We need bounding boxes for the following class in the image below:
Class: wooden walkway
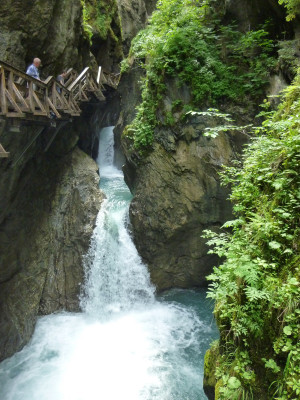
[0,60,119,157]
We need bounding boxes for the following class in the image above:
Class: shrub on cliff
[278,0,300,20]
[123,0,276,150]
[204,72,300,399]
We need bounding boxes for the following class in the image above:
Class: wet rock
[0,0,90,75]
[117,0,157,52]
[223,0,289,33]
[123,117,247,290]
[0,146,103,361]
[203,341,219,400]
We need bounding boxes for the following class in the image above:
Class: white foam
[0,127,213,400]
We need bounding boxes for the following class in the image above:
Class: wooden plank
[47,97,61,118]
[44,87,49,115]
[0,67,8,115]
[0,143,9,157]
[8,71,16,103]
[64,68,75,87]
[12,126,45,166]
[32,91,47,115]
[12,82,30,110]
[6,112,25,118]
[97,66,102,85]
[27,82,35,113]
[67,67,89,91]
[68,96,81,114]
[0,60,107,129]
[5,88,23,114]
[0,59,48,88]
[58,91,72,113]
[44,76,53,85]
[44,120,68,152]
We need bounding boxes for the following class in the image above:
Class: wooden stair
[0,60,120,158]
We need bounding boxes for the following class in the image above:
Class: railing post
[44,85,49,116]
[52,81,57,108]
[97,66,102,86]
[8,71,15,103]
[0,66,8,115]
[28,81,35,112]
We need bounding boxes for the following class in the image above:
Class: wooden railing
[0,60,112,120]
[0,60,119,157]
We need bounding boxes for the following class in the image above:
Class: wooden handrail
[0,60,118,119]
[0,60,48,88]
[67,67,89,91]
[0,59,120,157]
[97,66,102,85]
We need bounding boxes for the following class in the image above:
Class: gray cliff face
[117,0,157,52]
[223,0,288,31]
[0,0,89,75]
[0,0,158,361]
[119,0,292,291]
[0,134,103,360]
[123,116,248,290]
[0,1,105,361]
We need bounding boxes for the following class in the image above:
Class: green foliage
[204,73,300,399]
[81,0,93,43]
[81,0,120,41]
[278,40,300,78]
[186,108,251,138]
[124,0,276,150]
[278,0,300,21]
[220,25,276,95]
[120,59,130,74]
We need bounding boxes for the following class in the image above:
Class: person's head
[33,58,41,68]
[60,71,67,78]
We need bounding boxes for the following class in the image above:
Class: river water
[0,127,218,400]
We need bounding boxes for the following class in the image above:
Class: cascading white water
[82,127,155,318]
[0,126,218,400]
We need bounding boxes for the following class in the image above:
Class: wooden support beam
[44,120,68,152]
[97,66,102,85]
[5,88,24,115]
[12,82,30,111]
[47,97,61,118]
[67,67,89,91]
[12,126,45,166]
[0,60,110,157]
[32,91,47,115]
[0,143,9,157]
[0,66,8,115]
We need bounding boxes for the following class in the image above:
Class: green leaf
[227,377,241,389]
[283,325,292,336]
[269,241,281,249]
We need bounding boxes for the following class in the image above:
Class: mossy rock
[215,379,223,400]
[203,340,220,399]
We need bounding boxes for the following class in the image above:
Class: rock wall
[0,0,157,362]
[123,113,248,290]
[0,143,103,361]
[88,0,156,73]
[0,1,104,361]
[117,0,157,53]
[223,0,289,32]
[118,0,293,291]
[0,126,103,360]
[0,0,90,76]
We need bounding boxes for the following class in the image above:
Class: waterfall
[0,126,218,400]
[81,126,155,317]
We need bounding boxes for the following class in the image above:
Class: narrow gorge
[0,1,299,399]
